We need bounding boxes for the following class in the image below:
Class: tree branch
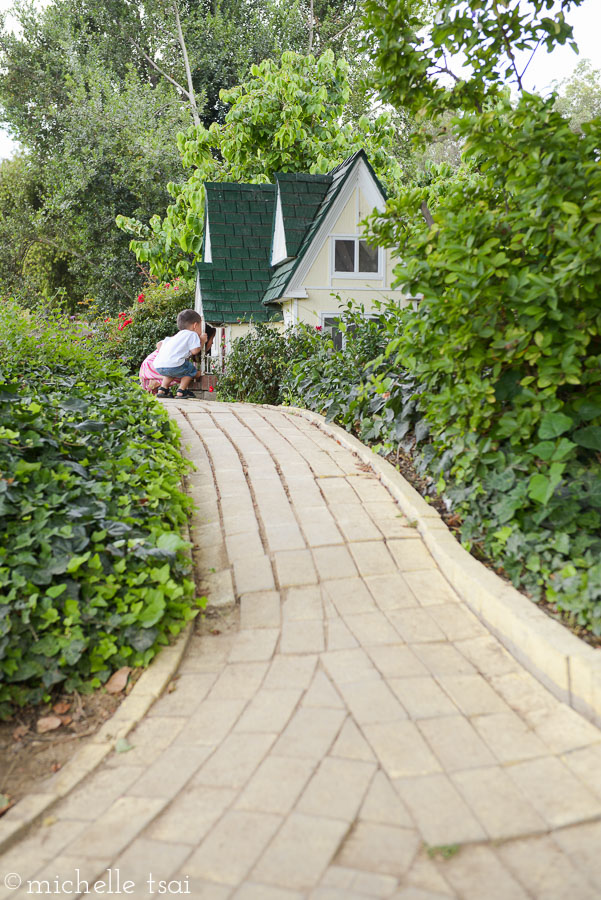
[420,200,434,227]
[308,0,314,53]
[132,38,192,104]
[172,0,200,127]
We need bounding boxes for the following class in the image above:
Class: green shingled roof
[196,152,384,323]
[197,182,282,324]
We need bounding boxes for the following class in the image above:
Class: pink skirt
[139,349,181,393]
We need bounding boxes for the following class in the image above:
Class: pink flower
[165,282,170,288]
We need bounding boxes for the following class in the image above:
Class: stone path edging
[0,622,194,855]
[282,406,601,728]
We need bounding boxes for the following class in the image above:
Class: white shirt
[154,330,201,368]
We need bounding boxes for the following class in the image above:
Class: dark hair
[177,308,202,329]
[205,324,217,341]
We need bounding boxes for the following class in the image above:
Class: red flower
[137,293,145,302]
[118,312,126,319]
[123,318,133,326]
[104,318,111,323]
[209,385,214,393]
[165,282,170,288]
[315,325,322,331]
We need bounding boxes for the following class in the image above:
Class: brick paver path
[4,401,601,899]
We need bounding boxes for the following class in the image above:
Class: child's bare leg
[177,375,194,390]
[160,376,174,389]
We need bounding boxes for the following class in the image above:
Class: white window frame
[330,235,383,279]
[319,311,382,349]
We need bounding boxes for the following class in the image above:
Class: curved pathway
[3,401,601,899]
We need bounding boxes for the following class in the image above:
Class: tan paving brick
[417,717,496,772]
[335,821,420,878]
[360,770,414,828]
[127,743,212,797]
[272,707,346,759]
[325,618,360,650]
[401,570,460,606]
[438,845,530,900]
[412,643,476,676]
[113,837,191,887]
[296,757,376,820]
[175,697,246,745]
[226,531,264,561]
[67,796,167,859]
[228,628,279,662]
[389,677,458,719]
[452,766,545,839]
[497,834,600,900]
[240,591,282,629]
[435,675,510,716]
[348,476,393,504]
[521,703,601,754]
[336,679,407,725]
[322,577,377,615]
[185,810,282,885]
[426,605,485,640]
[331,718,376,762]
[296,507,345,546]
[234,689,302,733]
[208,662,269,700]
[321,647,382,684]
[263,654,318,690]
[488,670,558,717]
[312,544,359,580]
[302,670,345,709]
[332,505,383,542]
[232,883,304,900]
[283,585,323,620]
[364,572,419,610]
[386,609,446,643]
[264,522,306,552]
[470,710,549,764]
[58,765,147,820]
[344,612,402,646]
[146,785,236,844]
[12,857,111,900]
[233,555,275,593]
[386,540,436,572]
[367,645,429,679]
[394,773,486,845]
[562,743,601,798]
[149,672,217,716]
[280,620,325,654]
[235,756,316,815]
[506,756,601,827]
[274,549,319,587]
[193,732,276,788]
[348,541,397,577]
[364,721,442,778]
[553,821,601,892]
[251,812,349,890]
[317,477,360,504]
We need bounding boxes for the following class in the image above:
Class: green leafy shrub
[217,321,316,405]
[95,277,194,373]
[0,301,202,717]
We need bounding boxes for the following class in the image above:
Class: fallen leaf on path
[37,716,62,734]
[105,667,131,694]
[42,816,57,827]
[52,700,71,715]
[115,738,133,754]
[50,762,62,773]
[59,715,72,726]
[0,794,12,816]
[12,724,29,741]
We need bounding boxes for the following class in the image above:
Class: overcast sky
[0,0,600,159]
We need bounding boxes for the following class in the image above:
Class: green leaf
[538,412,573,439]
[573,426,601,451]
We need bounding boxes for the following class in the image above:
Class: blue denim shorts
[156,360,197,378]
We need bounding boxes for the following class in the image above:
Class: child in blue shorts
[155,308,206,399]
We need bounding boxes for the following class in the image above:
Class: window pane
[358,240,379,273]
[334,240,355,272]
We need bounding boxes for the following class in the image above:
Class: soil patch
[0,675,139,814]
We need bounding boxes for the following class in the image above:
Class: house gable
[262,150,386,306]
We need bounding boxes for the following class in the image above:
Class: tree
[553,59,601,131]
[117,49,406,281]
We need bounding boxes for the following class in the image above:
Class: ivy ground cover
[0,302,202,718]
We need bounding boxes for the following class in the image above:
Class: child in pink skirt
[138,344,179,394]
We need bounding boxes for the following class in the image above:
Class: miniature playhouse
[194,150,409,386]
